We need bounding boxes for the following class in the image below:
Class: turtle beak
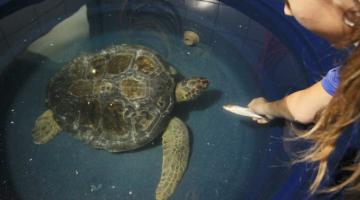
[194,77,209,91]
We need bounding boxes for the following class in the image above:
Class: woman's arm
[248,81,333,124]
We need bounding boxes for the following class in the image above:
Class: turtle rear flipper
[156,117,189,200]
[32,110,61,144]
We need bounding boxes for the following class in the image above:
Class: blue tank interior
[0,0,356,200]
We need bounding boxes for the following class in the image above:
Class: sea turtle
[32,44,209,200]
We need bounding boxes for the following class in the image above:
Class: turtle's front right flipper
[32,110,61,144]
[156,117,190,200]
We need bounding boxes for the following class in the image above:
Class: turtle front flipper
[156,117,190,200]
[32,110,61,144]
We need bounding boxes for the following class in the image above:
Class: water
[1,1,309,199]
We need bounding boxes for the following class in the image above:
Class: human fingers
[248,97,268,114]
[251,117,270,124]
[257,118,270,124]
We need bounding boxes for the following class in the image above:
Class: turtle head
[175,77,209,103]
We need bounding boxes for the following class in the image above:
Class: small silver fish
[223,105,265,119]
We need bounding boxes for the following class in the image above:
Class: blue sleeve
[321,67,340,96]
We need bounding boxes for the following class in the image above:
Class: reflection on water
[0,0,309,199]
[28,5,90,60]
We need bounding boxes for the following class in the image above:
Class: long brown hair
[292,0,360,194]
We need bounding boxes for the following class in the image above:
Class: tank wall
[0,1,353,200]
[0,0,86,68]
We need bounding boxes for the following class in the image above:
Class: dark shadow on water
[174,89,222,120]
[239,118,284,131]
[0,0,45,19]
[0,51,56,200]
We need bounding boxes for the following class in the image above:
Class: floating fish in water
[223,105,266,119]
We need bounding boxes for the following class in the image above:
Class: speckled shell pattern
[46,45,175,152]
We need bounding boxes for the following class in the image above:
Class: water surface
[1,1,309,199]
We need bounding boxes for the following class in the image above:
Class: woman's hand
[248,97,274,124]
[247,82,332,124]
